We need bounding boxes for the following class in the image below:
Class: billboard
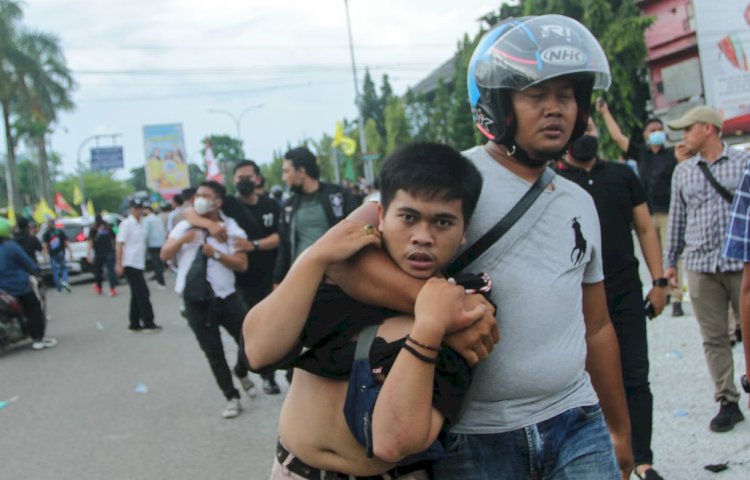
[91,146,124,171]
[693,0,750,134]
[142,123,190,198]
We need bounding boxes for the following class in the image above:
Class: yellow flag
[87,199,95,218]
[32,198,56,224]
[332,121,357,156]
[7,206,16,227]
[73,184,83,205]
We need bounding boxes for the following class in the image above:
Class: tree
[56,172,133,214]
[13,29,75,207]
[128,166,147,192]
[360,69,382,136]
[384,97,411,155]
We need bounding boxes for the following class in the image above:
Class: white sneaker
[31,337,58,350]
[237,375,257,399]
[221,398,241,419]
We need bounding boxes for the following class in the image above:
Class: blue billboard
[91,146,124,171]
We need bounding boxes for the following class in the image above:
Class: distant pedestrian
[116,199,160,333]
[42,218,72,294]
[143,206,167,289]
[88,214,118,297]
[13,217,43,268]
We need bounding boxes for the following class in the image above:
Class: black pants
[237,284,276,383]
[93,252,118,289]
[18,291,46,341]
[606,282,653,466]
[148,247,165,286]
[124,267,155,329]
[184,293,248,400]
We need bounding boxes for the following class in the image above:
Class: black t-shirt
[556,160,648,293]
[221,195,280,289]
[13,232,42,265]
[626,143,676,214]
[89,225,115,256]
[42,228,67,256]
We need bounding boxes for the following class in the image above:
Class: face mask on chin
[571,135,599,162]
[290,184,304,195]
[193,197,214,215]
[235,180,256,196]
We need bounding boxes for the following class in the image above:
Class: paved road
[1,272,749,479]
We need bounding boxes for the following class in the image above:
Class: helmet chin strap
[504,141,565,168]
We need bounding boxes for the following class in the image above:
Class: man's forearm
[586,323,631,436]
[637,228,665,280]
[115,243,123,267]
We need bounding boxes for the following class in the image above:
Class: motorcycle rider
[0,218,56,350]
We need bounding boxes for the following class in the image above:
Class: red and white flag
[54,192,77,216]
[204,139,224,184]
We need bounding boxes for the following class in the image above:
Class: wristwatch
[652,278,669,287]
[212,251,221,261]
[741,374,750,394]
[251,240,261,251]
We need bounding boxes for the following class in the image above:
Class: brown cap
[667,106,723,131]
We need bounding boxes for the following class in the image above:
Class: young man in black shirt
[556,119,668,480]
[596,98,685,317]
[184,160,282,395]
[13,217,42,267]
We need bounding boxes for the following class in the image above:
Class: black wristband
[402,343,438,364]
[653,278,668,287]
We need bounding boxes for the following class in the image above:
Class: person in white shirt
[160,181,251,419]
[143,206,167,289]
[116,198,160,333]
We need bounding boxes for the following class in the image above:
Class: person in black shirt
[597,97,688,317]
[42,218,72,294]
[184,160,282,395]
[13,217,42,267]
[556,119,668,480]
[88,215,118,296]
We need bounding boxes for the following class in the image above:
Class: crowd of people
[1,13,750,480]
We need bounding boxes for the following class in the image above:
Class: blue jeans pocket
[442,432,466,454]
[576,403,602,419]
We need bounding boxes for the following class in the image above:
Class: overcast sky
[18,0,506,179]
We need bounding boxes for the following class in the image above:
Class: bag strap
[698,160,733,204]
[354,324,379,361]
[445,167,556,276]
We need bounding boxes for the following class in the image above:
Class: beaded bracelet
[402,343,438,364]
[406,334,439,352]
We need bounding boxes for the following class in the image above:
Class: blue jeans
[432,404,619,480]
[49,252,69,292]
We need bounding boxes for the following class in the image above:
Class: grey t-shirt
[453,146,603,434]
[293,194,328,260]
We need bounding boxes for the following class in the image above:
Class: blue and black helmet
[468,15,611,146]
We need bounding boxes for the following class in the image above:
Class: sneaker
[221,398,241,419]
[237,376,258,399]
[262,377,281,395]
[31,337,58,350]
[672,302,684,317]
[141,324,163,334]
[93,284,102,295]
[61,281,72,292]
[156,284,166,291]
[710,399,745,432]
[128,326,143,334]
[109,288,117,297]
[635,467,665,480]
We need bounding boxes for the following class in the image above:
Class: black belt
[276,441,427,480]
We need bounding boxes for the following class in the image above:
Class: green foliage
[384,97,411,155]
[56,172,133,213]
[364,118,383,157]
[128,166,147,192]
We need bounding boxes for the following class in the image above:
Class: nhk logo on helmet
[541,46,586,66]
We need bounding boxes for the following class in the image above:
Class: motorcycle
[0,276,47,351]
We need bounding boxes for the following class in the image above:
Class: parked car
[36,214,123,281]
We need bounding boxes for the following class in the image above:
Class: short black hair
[181,187,197,200]
[172,194,184,206]
[379,142,483,225]
[284,146,319,180]
[644,117,663,128]
[199,180,226,200]
[233,159,258,174]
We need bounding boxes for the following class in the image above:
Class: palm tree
[14,29,75,207]
[0,0,26,211]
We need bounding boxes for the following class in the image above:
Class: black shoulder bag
[698,159,733,204]
[182,230,215,303]
[445,168,556,276]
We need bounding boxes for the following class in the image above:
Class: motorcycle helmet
[0,218,10,238]
[468,14,611,147]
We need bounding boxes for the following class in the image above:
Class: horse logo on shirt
[570,217,587,265]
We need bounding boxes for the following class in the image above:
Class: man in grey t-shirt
[329,15,632,480]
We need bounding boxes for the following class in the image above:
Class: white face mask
[193,196,214,215]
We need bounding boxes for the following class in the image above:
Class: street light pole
[343,0,372,184]
[208,104,264,149]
